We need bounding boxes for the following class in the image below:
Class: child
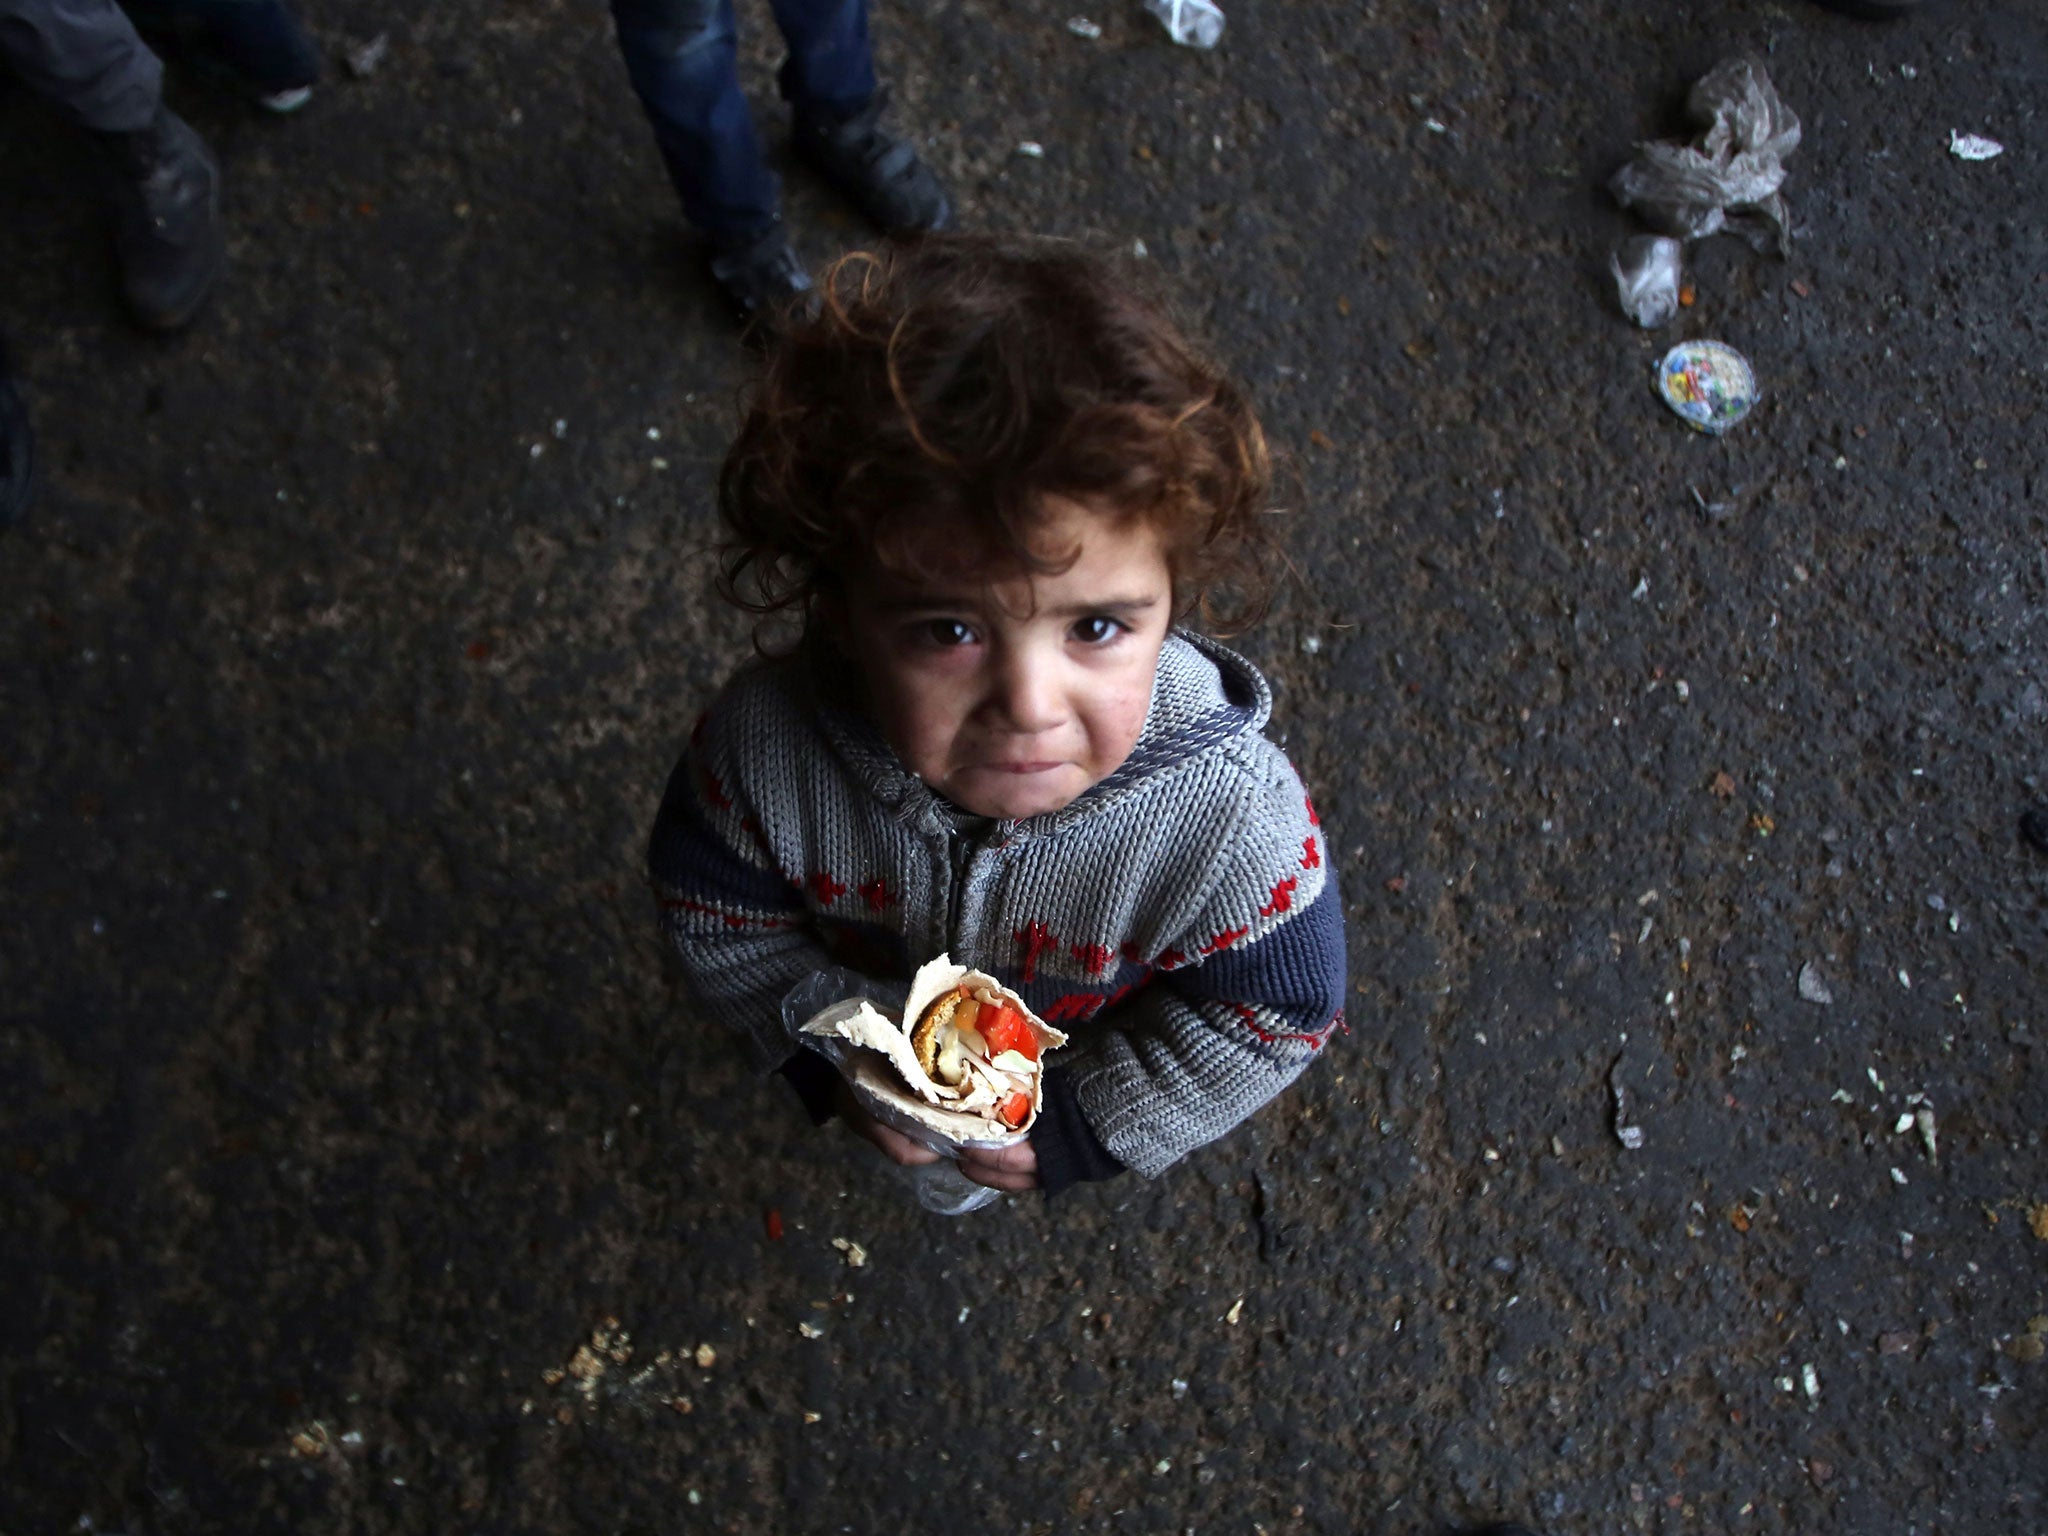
[647,235,1346,1194]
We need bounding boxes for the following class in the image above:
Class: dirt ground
[2,0,2043,1532]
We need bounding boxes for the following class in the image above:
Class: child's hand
[956,1141,1039,1192]
[834,1081,944,1167]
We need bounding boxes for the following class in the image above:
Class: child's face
[837,496,1175,820]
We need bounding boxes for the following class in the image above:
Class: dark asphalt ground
[3,0,2044,1531]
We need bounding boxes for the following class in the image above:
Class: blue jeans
[610,0,876,243]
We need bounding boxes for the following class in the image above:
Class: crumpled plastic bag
[1609,55,1802,256]
[1611,235,1684,328]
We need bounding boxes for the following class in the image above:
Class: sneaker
[793,89,954,235]
[99,106,224,332]
[707,223,815,330]
[0,347,33,531]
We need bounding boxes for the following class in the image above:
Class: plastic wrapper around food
[1609,55,1802,255]
[1612,235,1684,328]
[1142,0,1224,49]
[797,954,1068,1157]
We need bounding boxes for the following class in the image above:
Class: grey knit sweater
[647,631,1347,1180]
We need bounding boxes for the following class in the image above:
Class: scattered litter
[1016,141,1046,159]
[1065,16,1103,38]
[1797,962,1834,1005]
[694,1343,716,1369]
[830,1237,868,1267]
[2029,1204,2048,1240]
[802,1410,823,1423]
[1142,0,1224,48]
[551,418,568,439]
[1876,1330,1916,1356]
[1893,1112,1916,1136]
[1830,1089,1854,1104]
[1610,55,1801,254]
[1656,341,1758,434]
[1801,1362,1820,1400]
[1911,1100,1938,1164]
[1897,968,1912,989]
[1948,131,2004,162]
[1225,1298,1245,1325]
[1171,1378,1190,1399]
[1611,235,1684,328]
[344,32,390,79]
[797,1321,824,1339]
[1891,1167,1909,1186]
[1608,1055,1645,1150]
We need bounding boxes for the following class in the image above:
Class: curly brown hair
[717,234,1278,632]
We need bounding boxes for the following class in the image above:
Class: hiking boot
[707,223,815,331]
[99,106,224,331]
[793,90,954,235]
[0,348,33,531]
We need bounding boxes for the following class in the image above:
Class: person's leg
[610,0,813,325]
[0,0,224,328]
[610,0,781,244]
[769,0,951,234]
[765,0,874,121]
[0,0,163,131]
[120,0,321,112]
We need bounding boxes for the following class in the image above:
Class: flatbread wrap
[801,953,1067,1146]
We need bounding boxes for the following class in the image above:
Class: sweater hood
[814,630,1271,841]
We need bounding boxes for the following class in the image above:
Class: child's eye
[1070,616,1127,645]
[916,619,979,648]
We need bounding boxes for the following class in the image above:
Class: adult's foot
[707,222,815,331]
[0,347,34,531]
[124,0,321,111]
[100,106,224,331]
[794,90,954,235]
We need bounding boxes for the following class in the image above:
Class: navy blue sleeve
[1032,1065,1127,1194]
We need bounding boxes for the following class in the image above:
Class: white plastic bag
[1142,0,1224,49]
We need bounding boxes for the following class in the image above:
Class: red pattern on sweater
[1071,941,1113,977]
[808,870,847,904]
[659,893,793,930]
[1199,925,1249,956]
[1304,793,1320,826]
[1014,921,1059,982]
[1042,992,1107,1023]
[1232,1001,1337,1049]
[856,878,895,912]
[700,768,733,811]
[1260,876,1298,917]
[1301,834,1321,870]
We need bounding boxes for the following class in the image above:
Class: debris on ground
[1798,962,1834,1005]
[1142,0,1224,48]
[1608,1054,1644,1150]
[1656,341,1758,433]
[1065,16,1103,38]
[344,33,390,79]
[1611,56,1801,251]
[1612,235,1683,327]
[1606,55,1800,325]
[1948,130,2004,162]
[831,1237,869,1267]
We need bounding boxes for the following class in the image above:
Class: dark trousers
[0,0,163,132]
[610,0,877,243]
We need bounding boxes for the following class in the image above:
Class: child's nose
[990,647,1064,732]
